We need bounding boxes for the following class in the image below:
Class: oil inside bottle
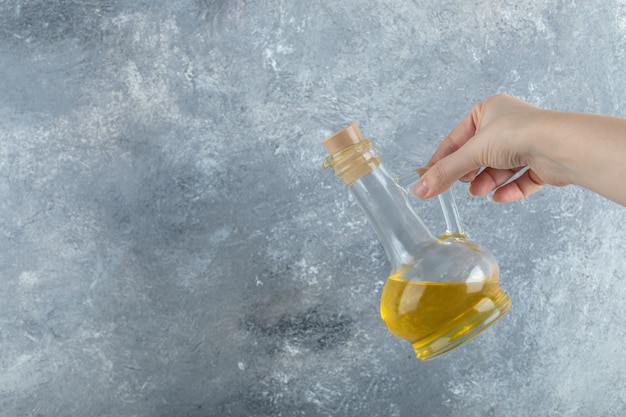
[380,269,511,361]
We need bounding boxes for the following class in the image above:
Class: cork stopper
[323,123,364,155]
[322,122,381,186]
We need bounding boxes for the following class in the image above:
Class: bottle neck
[349,164,434,270]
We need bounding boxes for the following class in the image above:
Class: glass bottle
[323,123,511,361]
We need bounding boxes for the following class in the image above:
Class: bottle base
[412,290,511,361]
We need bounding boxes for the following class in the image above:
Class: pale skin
[413,94,626,207]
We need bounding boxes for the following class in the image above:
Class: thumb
[413,140,482,199]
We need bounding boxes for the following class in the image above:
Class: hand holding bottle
[323,123,511,360]
[414,94,626,207]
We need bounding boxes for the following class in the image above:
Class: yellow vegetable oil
[380,272,511,360]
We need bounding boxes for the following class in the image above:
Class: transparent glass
[323,127,511,361]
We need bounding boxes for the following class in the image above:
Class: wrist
[527,109,578,187]
[532,109,626,205]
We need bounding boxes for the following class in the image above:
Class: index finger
[425,101,486,168]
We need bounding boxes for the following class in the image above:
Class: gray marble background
[1,1,626,416]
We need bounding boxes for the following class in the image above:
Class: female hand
[414,94,626,206]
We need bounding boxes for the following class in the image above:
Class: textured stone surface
[1,1,626,416]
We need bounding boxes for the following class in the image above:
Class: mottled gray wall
[1,1,625,416]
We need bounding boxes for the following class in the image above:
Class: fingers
[416,94,546,202]
[491,169,546,202]
[468,167,525,196]
[414,137,485,198]
[460,168,481,182]
[425,104,483,168]
[415,104,486,198]
[415,161,546,202]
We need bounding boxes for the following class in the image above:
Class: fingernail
[414,179,429,198]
